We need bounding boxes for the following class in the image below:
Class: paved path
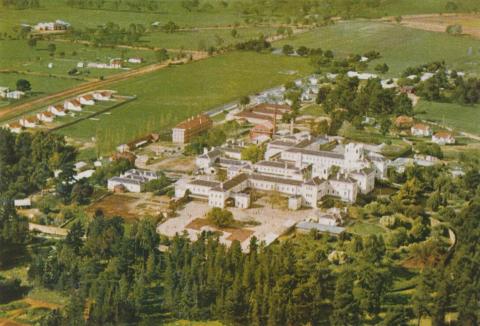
[29,223,68,237]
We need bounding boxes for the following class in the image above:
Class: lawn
[347,221,386,236]
[0,72,82,107]
[415,100,480,136]
[57,51,312,154]
[275,20,480,77]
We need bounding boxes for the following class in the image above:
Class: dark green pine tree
[331,270,361,326]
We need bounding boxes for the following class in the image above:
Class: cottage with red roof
[19,116,38,128]
[411,123,432,137]
[432,131,455,145]
[48,104,68,116]
[93,91,113,101]
[6,122,22,133]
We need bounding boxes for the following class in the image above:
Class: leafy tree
[241,144,265,163]
[16,79,31,91]
[206,207,234,228]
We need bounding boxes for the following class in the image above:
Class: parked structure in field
[107,169,158,193]
[4,90,25,100]
[411,123,432,137]
[432,131,456,145]
[172,114,213,144]
[128,57,143,64]
[176,133,387,209]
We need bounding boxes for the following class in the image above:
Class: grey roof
[199,148,223,160]
[285,148,344,160]
[218,158,246,166]
[296,221,345,234]
[189,179,221,188]
[223,146,243,153]
[255,160,297,169]
[304,177,327,186]
[250,173,303,186]
[109,177,143,186]
[216,173,249,191]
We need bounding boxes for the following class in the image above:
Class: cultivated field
[395,13,480,39]
[57,51,312,153]
[275,20,480,76]
[415,100,480,136]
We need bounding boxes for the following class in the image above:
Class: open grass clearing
[415,100,480,136]
[275,20,480,77]
[57,51,312,154]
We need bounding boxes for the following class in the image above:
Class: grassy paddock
[415,100,480,136]
[275,21,480,77]
[57,51,312,154]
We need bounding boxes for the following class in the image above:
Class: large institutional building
[175,133,389,209]
[172,114,213,144]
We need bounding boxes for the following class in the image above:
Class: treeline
[65,0,159,11]
[0,129,76,199]
[235,38,271,52]
[2,0,39,9]
[69,22,146,46]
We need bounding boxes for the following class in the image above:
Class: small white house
[432,132,455,145]
[78,94,95,106]
[411,123,432,137]
[48,104,68,116]
[64,99,82,111]
[0,87,10,98]
[14,198,31,208]
[37,111,55,123]
[128,57,143,64]
[6,91,25,100]
[19,116,38,128]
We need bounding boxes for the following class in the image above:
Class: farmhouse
[411,123,432,137]
[432,131,456,145]
[37,111,55,123]
[19,116,38,128]
[78,94,95,106]
[234,103,291,125]
[48,104,68,116]
[107,169,158,193]
[172,115,213,144]
[64,99,82,111]
[0,87,9,98]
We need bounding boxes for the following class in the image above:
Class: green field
[275,20,480,76]
[57,51,312,153]
[415,100,480,136]
[0,72,82,106]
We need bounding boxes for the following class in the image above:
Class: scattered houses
[432,131,456,145]
[5,90,25,100]
[172,114,213,144]
[411,123,432,137]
